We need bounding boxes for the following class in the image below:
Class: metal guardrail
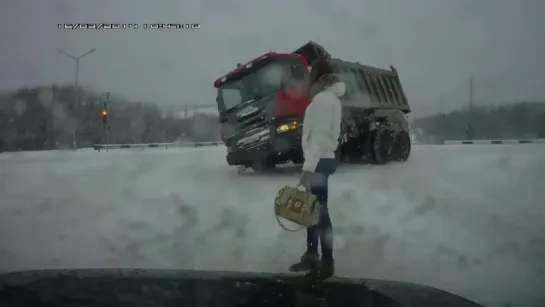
[443,139,545,145]
[93,141,222,151]
[92,138,544,152]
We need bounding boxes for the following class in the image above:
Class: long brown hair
[307,58,339,98]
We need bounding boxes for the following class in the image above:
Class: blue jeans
[306,158,337,261]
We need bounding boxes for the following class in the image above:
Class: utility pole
[469,75,474,111]
[466,75,475,140]
[191,105,197,141]
[192,105,197,125]
[58,48,96,149]
[439,93,446,142]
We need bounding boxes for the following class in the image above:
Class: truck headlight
[277,121,298,133]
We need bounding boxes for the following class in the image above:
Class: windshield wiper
[0,283,119,307]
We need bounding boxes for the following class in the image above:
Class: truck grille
[233,93,276,129]
[235,126,271,149]
[240,113,267,128]
[235,105,268,130]
[227,95,274,148]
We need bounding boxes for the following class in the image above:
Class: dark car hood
[0,269,484,307]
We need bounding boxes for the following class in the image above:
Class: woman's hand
[298,170,313,188]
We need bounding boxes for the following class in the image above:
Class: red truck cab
[213,51,315,170]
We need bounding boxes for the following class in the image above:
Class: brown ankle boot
[304,259,334,281]
[288,252,320,272]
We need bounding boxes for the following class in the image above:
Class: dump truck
[213,41,411,172]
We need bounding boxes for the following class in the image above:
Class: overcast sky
[1,0,544,117]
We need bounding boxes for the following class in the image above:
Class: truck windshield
[217,60,307,111]
[218,65,281,111]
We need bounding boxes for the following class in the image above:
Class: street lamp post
[58,48,96,149]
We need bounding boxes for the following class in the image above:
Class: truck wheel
[395,131,411,161]
[372,129,393,164]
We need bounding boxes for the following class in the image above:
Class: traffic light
[102,110,108,123]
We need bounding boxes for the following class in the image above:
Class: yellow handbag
[274,185,321,232]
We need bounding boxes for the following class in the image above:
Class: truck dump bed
[293,41,411,114]
[330,58,411,114]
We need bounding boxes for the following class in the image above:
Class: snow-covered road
[1,144,544,307]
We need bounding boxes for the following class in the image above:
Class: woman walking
[289,58,345,280]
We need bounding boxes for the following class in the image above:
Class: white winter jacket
[301,81,345,172]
